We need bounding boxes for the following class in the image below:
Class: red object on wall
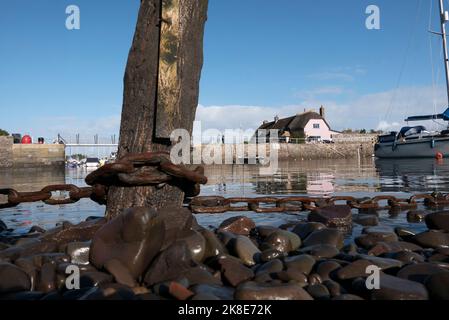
[21,135,32,144]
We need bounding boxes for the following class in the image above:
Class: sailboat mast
[439,0,449,106]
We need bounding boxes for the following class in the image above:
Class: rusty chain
[2,151,449,214]
[188,193,449,214]
[0,151,207,209]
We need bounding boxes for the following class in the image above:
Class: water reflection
[1,158,449,235]
[375,158,449,193]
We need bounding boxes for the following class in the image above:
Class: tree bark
[105,0,208,219]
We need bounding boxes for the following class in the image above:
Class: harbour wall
[192,141,375,162]
[0,136,65,168]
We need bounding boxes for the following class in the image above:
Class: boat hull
[375,136,449,158]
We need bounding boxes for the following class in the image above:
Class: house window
[313,123,320,129]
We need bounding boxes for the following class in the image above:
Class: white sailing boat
[375,0,449,158]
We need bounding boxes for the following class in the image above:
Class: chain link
[188,192,449,214]
[0,152,207,209]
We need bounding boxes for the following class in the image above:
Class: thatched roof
[257,111,333,132]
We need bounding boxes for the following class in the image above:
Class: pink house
[256,106,340,142]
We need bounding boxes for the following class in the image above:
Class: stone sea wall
[0,137,65,168]
[192,142,375,162]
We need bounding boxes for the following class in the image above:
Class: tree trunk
[105,0,208,219]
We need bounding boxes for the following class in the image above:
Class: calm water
[1,158,449,238]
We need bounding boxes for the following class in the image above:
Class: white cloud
[307,72,354,82]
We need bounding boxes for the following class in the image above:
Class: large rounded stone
[425,211,449,231]
[306,284,330,300]
[308,205,352,228]
[37,262,56,293]
[302,229,344,249]
[316,260,341,281]
[255,259,283,276]
[371,273,429,300]
[144,241,196,286]
[397,263,449,284]
[299,244,339,259]
[284,254,315,275]
[336,259,373,280]
[355,254,403,270]
[90,207,166,279]
[235,282,313,300]
[232,236,261,266]
[216,256,254,287]
[200,229,226,260]
[291,222,326,240]
[0,263,31,293]
[263,230,301,253]
[412,230,449,249]
[218,216,256,236]
[355,227,398,249]
[425,272,449,300]
[179,230,206,263]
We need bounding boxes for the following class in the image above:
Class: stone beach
[1,205,449,300]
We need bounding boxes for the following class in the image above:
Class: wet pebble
[255,259,283,276]
[233,235,261,266]
[308,205,352,228]
[0,262,31,293]
[291,222,326,240]
[371,273,429,300]
[234,281,313,300]
[306,284,330,300]
[397,263,449,284]
[200,229,227,260]
[284,254,315,275]
[425,272,449,300]
[104,258,137,288]
[80,271,113,288]
[299,244,339,259]
[66,241,90,265]
[260,249,285,262]
[216,256,254,287]
[218,216,255,236]
[336,259,373,280]
[302,228,344,249]
[353,215,379,226]
[37,262,56,293]
[412,230,449,248]
[90,207,166,279]
[407,210,427,223]
[425,211,449,231]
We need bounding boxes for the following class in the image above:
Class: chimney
[263,120,268,124]
[319,105,325,118]
[274,115,279,123]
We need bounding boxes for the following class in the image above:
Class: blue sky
[1,0,449,142]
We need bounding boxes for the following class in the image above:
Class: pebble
[397,263,449,284]
[232,236,261,266]
[336,259,373,280]
[66,241,90,265]
[392,251,425,264]
[371,273,429,300]
[90,207,167,280]
[302,229,344,249]
[234,281,313,300]
[284,254,315,275]
[308,205,352,228]
[316,260,341,281]
[299,244,339,259]
[255,226,278,239]
[275,269,308,284]
[291,222,326,240]
[144,241,195,286]
[407,210,427,223]
[191,284,234,300]
[353,215,379,226]
[355,254,403,270]
[425,211,449,231]
[180,230,206,263]
[104,258,137,288]
[322,279,344,297]
[79,271,113,288]
[425,272,449,300]
[37,262,56,293]
[412,230,449,248]
[218,216,255,236]
[200,229,227,260]
[216,256,254,287]
[260,249,285,262]
[0,263,31,293]
[255,259,284,275]
[306,284,330,300]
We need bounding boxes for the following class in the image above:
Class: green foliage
[0,129,9,136]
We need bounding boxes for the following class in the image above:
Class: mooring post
[105,0,209,219]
